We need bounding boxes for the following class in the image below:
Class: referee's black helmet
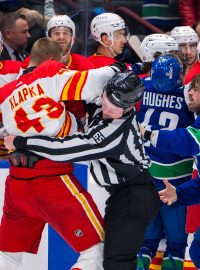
[104,71,144,109]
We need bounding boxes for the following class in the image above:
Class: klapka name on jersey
[143,92,183,109]
[9,83,45,110]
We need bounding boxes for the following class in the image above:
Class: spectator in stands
[18,1,55,52]
[142,0,180,32]
[0,1,55,53]
[0,12,30,61]
[179,0,200,27]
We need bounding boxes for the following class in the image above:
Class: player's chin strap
[22,66,37,75]
[0,252,24,270]
[108,46,118,58]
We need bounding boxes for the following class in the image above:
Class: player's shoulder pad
[35,60,66,78]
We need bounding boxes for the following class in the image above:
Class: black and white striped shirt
[14,105,151,190]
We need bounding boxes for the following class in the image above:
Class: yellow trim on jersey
[0,62,3,70]
[155,251,164,258]
[149,264,161,270]
[68,54,72,67]
[61,175,105,241]
[56,111,72,137]
[184,261,197,267]
[61,72,78,101]
[75,71,87,100]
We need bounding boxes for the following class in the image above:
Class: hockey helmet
[104,71,144,109]
[170,26,198,44]
[46,15,75,46]
[90,12,127,46]
[151,54,182,92]
[140,34,178,62]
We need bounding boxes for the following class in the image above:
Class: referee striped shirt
[14,105,151,190]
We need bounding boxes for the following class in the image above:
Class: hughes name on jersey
[137,77,195,188]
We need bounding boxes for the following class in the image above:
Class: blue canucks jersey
[154,114,200,204]
[137,77,195,189]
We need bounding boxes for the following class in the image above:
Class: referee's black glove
[110,62,128,73]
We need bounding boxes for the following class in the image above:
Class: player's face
[179,42,197,65]
[50,27,73,53]
[112,29,128,55]
[102,91,124,119]
[188,85,200,113]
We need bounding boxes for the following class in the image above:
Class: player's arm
[58,64,127,103]
[175,176,200,206]
[141,125,200,157]
[159,177,200,206]
[4,118,128,162]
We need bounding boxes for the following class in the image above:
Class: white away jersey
[0,60,115,137]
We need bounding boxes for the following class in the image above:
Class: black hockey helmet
[104,71,144,109]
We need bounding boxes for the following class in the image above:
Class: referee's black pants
[103,183,160,270]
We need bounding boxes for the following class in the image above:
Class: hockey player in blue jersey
[141,74,200,269]
[136,54,195,270]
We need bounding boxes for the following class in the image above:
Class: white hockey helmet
[170,26,198,44]
[90,12,126,46]
[140,34,178,62]
[46,15,75,46]
[197,41,200,61]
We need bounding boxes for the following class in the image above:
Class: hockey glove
[110,62,128,73]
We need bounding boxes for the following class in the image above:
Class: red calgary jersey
[0,60,22,156]
[0,60,21,87]
[65,53,95,122]
[88,53,117,68]
[185,61,200,84]
[0,60,114,137]
[68,53,95,70]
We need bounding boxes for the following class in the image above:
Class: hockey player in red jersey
[46,15,96,129]
[185,41,200,85]
[88,12,130,67]
[0,37,122,270]
[171,26,198,84]
[46,15,95,71]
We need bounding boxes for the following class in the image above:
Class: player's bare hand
[139,124,146,136]
[158,179,177,206]
[4,135,16,151]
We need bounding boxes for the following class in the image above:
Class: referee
[5,71,160,270]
